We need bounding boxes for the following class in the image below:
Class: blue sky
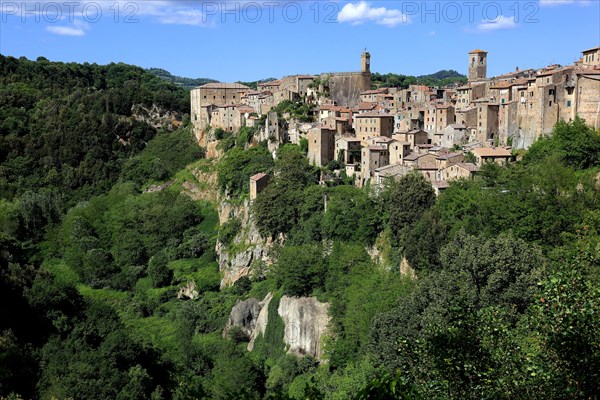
[1,0,599,81]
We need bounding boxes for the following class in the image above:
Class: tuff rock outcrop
[216,199,273,288]
[223,293,330,360]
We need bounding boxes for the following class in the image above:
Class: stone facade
[191,82,251,145]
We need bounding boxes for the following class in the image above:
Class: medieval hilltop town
[190,46,600,194]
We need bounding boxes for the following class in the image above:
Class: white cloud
[46,26,85,36]
[539,0,590,6]
[476,15,517,32]
[338,1,410,27]
[46,19,89,36]
[428,30,436,36]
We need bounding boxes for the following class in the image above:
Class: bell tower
[361,49,371,73]
[468,49,487,82]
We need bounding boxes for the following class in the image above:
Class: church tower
[468,49,487,82]
[361,50,371,74]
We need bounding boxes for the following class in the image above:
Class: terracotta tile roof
[436,152,463,160]
[250,173,268,181]
[361,88,388,95]
[356,112,394,118]
[368,145,387,151]
[582,46,600,53]
[575,68,600,75]
[358,102,378,110]
[472,147,512,157]
[456,163,480,172]
[469,49,488,53]
[258,80,281,86]
[431,180,450,189]
[337,136,361,142]
[490,81,513,89]
[403,153,422,161]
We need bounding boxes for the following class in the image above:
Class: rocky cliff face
[278,296,330,359]
[222,297,262,339]
[131,103,182,131]
[223,293,330,360]
[216,198,273,288]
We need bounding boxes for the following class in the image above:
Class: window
[567,100,572,107]
[530,103,533,109]
[549,101,552,107]
[546,78,550,83]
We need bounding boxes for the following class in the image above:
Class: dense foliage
[146,68,217,90]
[371,70,467,89]
[0,55,190,204]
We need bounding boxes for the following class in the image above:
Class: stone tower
[468,49,487,82]
[361,50,371,73]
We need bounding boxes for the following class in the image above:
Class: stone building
[468,49,487,82]
[190,82,251,145]
[335,136,362,165]
[471,147,512,166]
[437,162,479,181]
[249,173,270,200]
[355,112,395,145]
[434,104,456,144]
[307,126,336,167]
[580,46,600,68]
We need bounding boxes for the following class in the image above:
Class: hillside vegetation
[1,57,599,400]
[371,69,467,88]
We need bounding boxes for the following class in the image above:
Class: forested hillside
[0,55,190,204]
[1,57,599,400]
[371,69,467,88]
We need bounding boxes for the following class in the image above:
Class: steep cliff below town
[216,198,274,288]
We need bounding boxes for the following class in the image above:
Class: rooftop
[456,163,480,172]
[198,82,251,90]
[472,147,512,157]
[437,152,463,160]
[356,112,394,118]
[582,46,600,54]
[250,173,268,181]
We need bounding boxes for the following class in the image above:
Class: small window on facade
[567,100,572,107]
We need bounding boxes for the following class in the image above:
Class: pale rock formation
[277,296,330,360]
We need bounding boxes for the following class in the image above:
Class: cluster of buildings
[190,46,600,191]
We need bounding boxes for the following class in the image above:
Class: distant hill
[146,67,218,89]
[146,68,278,91]
[418,69,464,80]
